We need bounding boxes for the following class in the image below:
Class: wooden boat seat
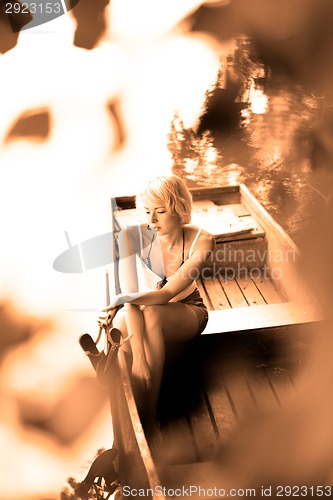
[203,301,323,335]
[197,269,323,334]
[191,199,264,242]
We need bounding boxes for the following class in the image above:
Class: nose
[150,211,157,223]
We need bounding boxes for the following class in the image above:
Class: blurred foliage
[168,111,222,185]
[60,448,119,500]
[169,33,333,247]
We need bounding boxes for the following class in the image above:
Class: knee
[142,305,163,329]
[113,309,128,338]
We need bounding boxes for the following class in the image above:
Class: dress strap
[180,229,185,265]
[137,225,144,258]
[189,227,202,257]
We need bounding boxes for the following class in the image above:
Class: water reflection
[171,34,331,247]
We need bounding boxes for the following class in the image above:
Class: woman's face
[143,197,180,236]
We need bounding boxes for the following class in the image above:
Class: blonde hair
[137,174,192,225]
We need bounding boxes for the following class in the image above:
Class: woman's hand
[102,291,146,312]
[97,311,114,329]
[102,293,125,312]
[131,355,151,390]
[98,299,123,329]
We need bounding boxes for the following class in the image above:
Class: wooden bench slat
[202,276,230,310]
[219,277,248,308]
[204,377,237,444]
[221,370,258,421]
[192,203,257,239]
[161,416,199,465]
[264,366,297,409]
[224,202,250,217]
[237,215,265,237]
[197,279,214,311]
[244,366,282,413]
[187,390,219,462]
[236,276,266,306]
[199,274,286,311]
[252,275,286,304]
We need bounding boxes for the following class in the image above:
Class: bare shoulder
[186,225,215,251]
[198,228,215,251]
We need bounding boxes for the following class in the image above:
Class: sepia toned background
[1,1,333,498]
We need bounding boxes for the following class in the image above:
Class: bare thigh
[112,308,132,353]
[143,302,201,343]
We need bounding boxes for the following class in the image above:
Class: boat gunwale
[113,348,166,500]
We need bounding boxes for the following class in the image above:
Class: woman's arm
[105,230,215,310]
[117,226,139,293]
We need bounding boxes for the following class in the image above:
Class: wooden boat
[80,184,323,499]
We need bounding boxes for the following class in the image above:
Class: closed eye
[145,210,165,214]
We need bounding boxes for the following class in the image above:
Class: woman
[100,174,214,443]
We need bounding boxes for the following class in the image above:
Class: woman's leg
[114,303,199,340]
[113,308,126,333]
[115,302,200,443]
[141,303,200,431]
[114,305,153,419]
